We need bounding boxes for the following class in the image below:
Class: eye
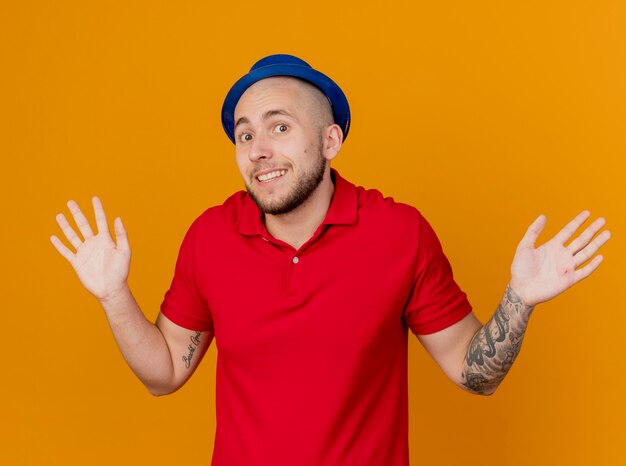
[275,123,288,133]
[238,133,253,143]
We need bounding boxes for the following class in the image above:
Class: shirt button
[292,256,299,264]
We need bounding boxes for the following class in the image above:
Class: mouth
[255,169,287,183]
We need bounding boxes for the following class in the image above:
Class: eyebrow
[234,109,298,131]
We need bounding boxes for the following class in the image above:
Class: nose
[248,132,273,162]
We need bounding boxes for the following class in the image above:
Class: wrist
[98,283,132,308]
[506,281,537,314]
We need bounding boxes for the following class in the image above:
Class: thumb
[517,214,546,250]
[114,217,130,252]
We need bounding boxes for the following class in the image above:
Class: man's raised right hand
[51,196,131,303]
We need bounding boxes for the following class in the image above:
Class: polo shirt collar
[322,169,358,226]
[236,168,357,236]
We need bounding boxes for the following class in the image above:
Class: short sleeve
[160,221,215,333]
[402,213,472,335]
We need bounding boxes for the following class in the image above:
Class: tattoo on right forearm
[461,285,534,394]
[182,331,202,369]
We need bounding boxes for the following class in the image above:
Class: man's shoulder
[353,182,423,225]
[349,181,445,258]
[186,190,250,234]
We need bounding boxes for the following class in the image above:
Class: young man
[51,54,611,465]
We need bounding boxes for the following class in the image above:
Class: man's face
[233,77,330,216]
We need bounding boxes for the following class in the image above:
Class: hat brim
[221,63,350,144]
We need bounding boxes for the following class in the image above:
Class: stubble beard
[246,141,327,216]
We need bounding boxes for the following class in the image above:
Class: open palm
[510,211,611,307]
[51,197,131,301]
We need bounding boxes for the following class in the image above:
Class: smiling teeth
[257,170,286,182]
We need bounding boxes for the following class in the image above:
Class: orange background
[1,1,624,465]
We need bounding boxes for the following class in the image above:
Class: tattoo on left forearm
[182,331,202,369]
[461,285,534,394]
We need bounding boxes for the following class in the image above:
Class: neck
[264,169,335,250]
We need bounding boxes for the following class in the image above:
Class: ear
[321,124,343,161]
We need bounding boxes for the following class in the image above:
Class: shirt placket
[261,224,328,297]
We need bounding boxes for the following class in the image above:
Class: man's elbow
[147,386,173,397]
[458,373,501,396]
[466,386,498,396]
[145,379,183,397]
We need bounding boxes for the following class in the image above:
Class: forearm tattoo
[182,331,202,369]
[461,285,535,394]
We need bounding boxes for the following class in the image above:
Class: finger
[573,255,603,283]
[55,213,82,250]
[517,214,546,250]
[50,235,74,262]
[114,217,130,252]
[92,196,110,236]
[573,230,611,268]
[67,200,95,239]
[567,217,606,254]
[555,210,591,245]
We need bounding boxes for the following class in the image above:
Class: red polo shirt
[160,169,472,466]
